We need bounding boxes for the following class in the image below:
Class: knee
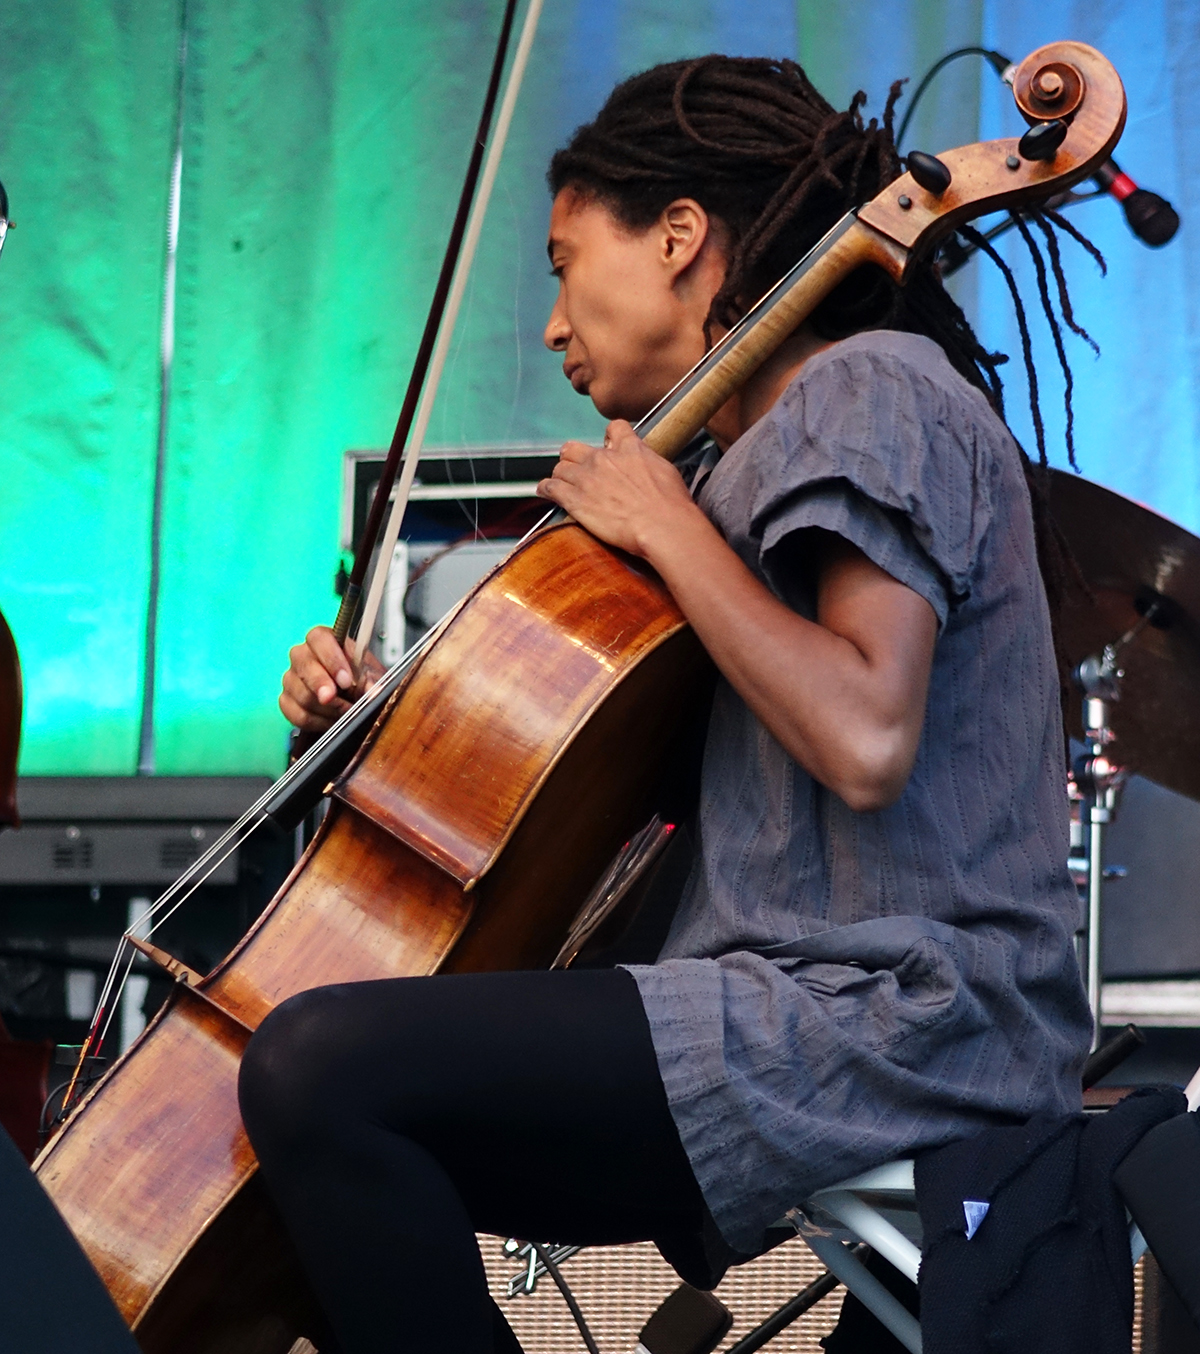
[238,986,354,1158]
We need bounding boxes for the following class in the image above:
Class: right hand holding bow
[280,626,384,733]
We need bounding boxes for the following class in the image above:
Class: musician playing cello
[251,56,1091,1352]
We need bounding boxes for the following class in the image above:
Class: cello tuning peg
[906,151,952,196]
[1017,118,1068,162]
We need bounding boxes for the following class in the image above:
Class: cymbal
[1048,467,1200,801]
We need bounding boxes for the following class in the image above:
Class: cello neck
[636,212,906,460]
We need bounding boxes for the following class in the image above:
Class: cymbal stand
[1071,644,1127,1048]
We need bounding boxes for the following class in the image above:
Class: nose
[544,291,570,352]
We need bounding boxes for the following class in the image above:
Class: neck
[704,322,836,451]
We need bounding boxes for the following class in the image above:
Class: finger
[283,665,351,716]
[290,642,348,705]
[304,626,354,692]
[557,439,595,465]
[360,650,387,685]
[605,419,635,448]
[550,459,583,485]
[537,476,576,512]
[617,436,654,463]
[535,466,580,502]
[354,654,385,697]
[279,689,335,734]
[282,667,337,718]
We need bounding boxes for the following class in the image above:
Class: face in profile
[543,187,723,423]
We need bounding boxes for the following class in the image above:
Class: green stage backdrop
[0,0,988,775]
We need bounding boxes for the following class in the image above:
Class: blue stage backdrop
[0,0,1193,776]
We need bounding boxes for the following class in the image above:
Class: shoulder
[727,330,1018,604]
[775,329,1003,441]
[743,329,1006,499]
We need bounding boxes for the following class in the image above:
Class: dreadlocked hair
[548,54,1105,625]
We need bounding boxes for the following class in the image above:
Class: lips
[563,361,588,392]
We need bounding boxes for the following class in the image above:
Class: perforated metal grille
[482,1240,1148,1352]
[482,1235,844,1353]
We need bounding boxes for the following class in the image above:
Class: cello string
[95,943,139,1050]
[350,0,547,661]
[95,823,247,1046]
[93,898,161,1046]
[95,930,140,1015]
[62,937,138,1111]
[141,817,270,936]
[520,506,559,541]
[75,811,267,1081]
[77,503,558,1094]
[72,617,449,1085]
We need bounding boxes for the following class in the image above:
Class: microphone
[1091,159,1180,246]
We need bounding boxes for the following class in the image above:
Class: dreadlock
[548,55,1104,620]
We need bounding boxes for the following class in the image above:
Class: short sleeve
[742,334,998,622]
[762,479,951,627]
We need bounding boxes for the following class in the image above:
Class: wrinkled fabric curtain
[0,2,176,772]
[0,0,1192,775]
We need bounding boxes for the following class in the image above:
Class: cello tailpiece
[127,933,201,987]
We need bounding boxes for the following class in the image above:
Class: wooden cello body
[0,607,51,1165]
[31,40,1126,1353]
[0,605,20,829]
[35,523,712,1353]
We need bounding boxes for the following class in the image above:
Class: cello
[0,175,57,1162]
[34,42,1126,1354]
[0,605,19,831]
[0,607,52,1165]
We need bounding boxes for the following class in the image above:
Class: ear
[658,198,711,276]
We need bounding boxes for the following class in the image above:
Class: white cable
[351,0,546,660]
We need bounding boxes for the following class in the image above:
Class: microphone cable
[530,1241,603,1354]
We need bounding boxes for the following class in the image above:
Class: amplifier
[341,443,560,552]
[342,445,559,660]
[0,776,285,1052]
[480,1234,843,1354]
[0,777,270,886]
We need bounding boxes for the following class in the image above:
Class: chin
[589,384,656,424]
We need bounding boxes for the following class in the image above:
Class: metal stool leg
[799,1231,921,1354]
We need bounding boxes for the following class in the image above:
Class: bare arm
[538,420,938,812]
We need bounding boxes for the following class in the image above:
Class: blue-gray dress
[625,329,1091,1257]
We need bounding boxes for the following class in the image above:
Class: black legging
[237,967,708,1354]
